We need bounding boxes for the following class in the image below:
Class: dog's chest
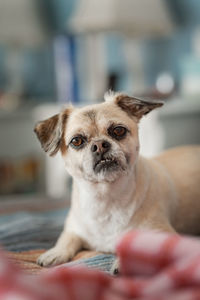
[71,188,136,252]
[77,208,131,252]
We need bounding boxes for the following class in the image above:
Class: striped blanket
[0,208,115,273]
[0,209,66,251]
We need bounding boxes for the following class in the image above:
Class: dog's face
[34,92,163,183]
[61,100,138,183]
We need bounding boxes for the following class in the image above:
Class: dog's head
[34,92,163,183]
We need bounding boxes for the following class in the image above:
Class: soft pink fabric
[1,231,200,300]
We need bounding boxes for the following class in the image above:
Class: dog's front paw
[37,247,71,267]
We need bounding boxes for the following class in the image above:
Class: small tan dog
[34,92,200,270]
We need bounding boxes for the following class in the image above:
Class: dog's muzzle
[90,139,123,174]
[94,156,119,173]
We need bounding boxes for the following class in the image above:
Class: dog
[34,91,200,272]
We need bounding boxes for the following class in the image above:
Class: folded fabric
[1,231,200,300]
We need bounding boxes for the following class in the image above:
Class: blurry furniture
[135,97,200,157]
[0,104,70,200]
[0,0,48,46]
[159,98,200,148]
[0,107,42,196]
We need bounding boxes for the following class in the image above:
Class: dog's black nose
[91,140,111,155]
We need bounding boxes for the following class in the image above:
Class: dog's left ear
[115,94,164,121]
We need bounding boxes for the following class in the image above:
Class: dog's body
[34,92,200,267]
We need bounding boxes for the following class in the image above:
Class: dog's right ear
[34,109,71,156]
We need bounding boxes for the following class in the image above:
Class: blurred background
[0,0,200,206]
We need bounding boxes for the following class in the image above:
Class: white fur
[104,90,122,103]
[66,169,138,252]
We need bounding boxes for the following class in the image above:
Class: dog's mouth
[94,156,119,173]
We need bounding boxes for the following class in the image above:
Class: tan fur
[34,92,200,268]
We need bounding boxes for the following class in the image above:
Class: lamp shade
[69,0,174,37]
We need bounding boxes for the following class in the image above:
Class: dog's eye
[70,136,85,148]
[110,126,127,140]
[113,126,126,137]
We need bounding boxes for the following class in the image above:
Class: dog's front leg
[37,231,83,267]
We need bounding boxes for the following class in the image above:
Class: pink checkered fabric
[1,231,200,300]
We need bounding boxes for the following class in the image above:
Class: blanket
[0,209,115,273]
[7,249,115,274]
[0,210,66,251]
[1,231,200,300]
